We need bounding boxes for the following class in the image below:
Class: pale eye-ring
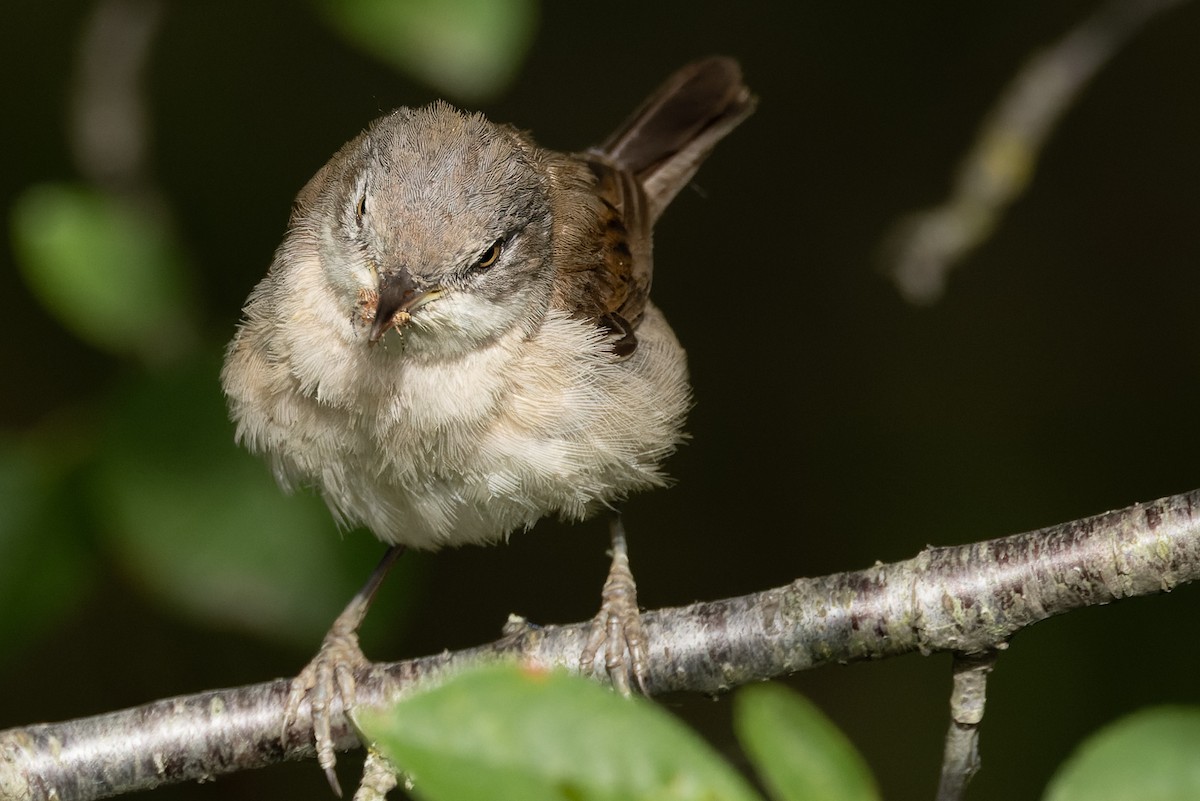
[475,240,503,270]
[355,194,367,226]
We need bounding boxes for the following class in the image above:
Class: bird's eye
[474,240,503,270]
[355,194,367,226]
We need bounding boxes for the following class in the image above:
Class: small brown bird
[222,57,754,788]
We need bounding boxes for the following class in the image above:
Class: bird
[221,56,755,790]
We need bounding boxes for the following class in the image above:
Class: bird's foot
[580,520,647,695]
[283,546,404,795]
[283,595,372,796]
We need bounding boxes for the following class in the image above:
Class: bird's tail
[595,56,757,222]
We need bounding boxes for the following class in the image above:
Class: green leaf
[313,0,537,102]
[358,663,765,801]
[0,434,95,660]
[10,182,197,363]
[89,354,420,646]
[1043,706,1200,801]
[734,683,880,801]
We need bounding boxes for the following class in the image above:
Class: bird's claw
[282,609,371,796]
[580,525,648,695]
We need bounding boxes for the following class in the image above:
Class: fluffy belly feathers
[227,306,689,549]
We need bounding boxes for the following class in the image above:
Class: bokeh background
[3,1,1199,799]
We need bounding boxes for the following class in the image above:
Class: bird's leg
[283,544,405,796]
[580,515,648,695]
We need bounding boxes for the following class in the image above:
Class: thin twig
[936,651,998,801]
[884,0,1190,303]
[70,0,163,193]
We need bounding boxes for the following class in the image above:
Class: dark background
[3,1,1200,799]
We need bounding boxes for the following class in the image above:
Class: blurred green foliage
[735,684,880,801]
[11,183,196,364]
[361,666,881,801]
[1044,707,1200,801]
[314,0,537,102]
[0,434,94,653]
[361,666,885,800]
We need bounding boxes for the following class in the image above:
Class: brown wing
[545,153,650,356]
[586,157,653,355]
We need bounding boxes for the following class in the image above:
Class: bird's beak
[369,268,442,343]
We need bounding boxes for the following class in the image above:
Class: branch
[883,0,1189,303]
[69,0,162,192]
[936,651,997,801]
[4,488,1199,801]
